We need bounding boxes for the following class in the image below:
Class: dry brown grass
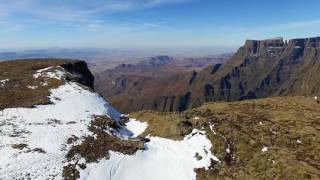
[130,110,192,140]
[11,143,28,150]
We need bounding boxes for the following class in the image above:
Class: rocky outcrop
[60,60,94,89]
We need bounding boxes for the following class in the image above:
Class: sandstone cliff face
[196,37,320,103]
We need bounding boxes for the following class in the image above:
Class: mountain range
[96,37,320,113]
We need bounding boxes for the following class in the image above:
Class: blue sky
[1,0,320,49]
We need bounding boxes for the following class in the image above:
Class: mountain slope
[0,59,218,180]
[99,37,320,113]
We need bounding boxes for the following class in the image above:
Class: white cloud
[0,0,194,22]
[0,0,194,33]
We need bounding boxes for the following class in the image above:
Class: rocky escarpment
[60,61,94,89]
[97,36,320,113]
[189,37,320,106]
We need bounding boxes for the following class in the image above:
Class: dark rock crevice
[178,92,191,112]
[189,71,197,85]
[211,64,222,74]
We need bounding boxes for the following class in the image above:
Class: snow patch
[27,85,38,89]
[262,146,268,152]
[79,129,218,180]
[209,122,216,135]
[270,128,277,134]
[268,158,276,164]
[0,79,9,87]
[41,81,49,86]
[36,67,54,73]
[33,66,65,80]
[125,119,148,138]
[267,46,283,49]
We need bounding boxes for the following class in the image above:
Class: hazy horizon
[0,46,236,63]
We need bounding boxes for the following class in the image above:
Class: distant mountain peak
[140,55,174,66]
